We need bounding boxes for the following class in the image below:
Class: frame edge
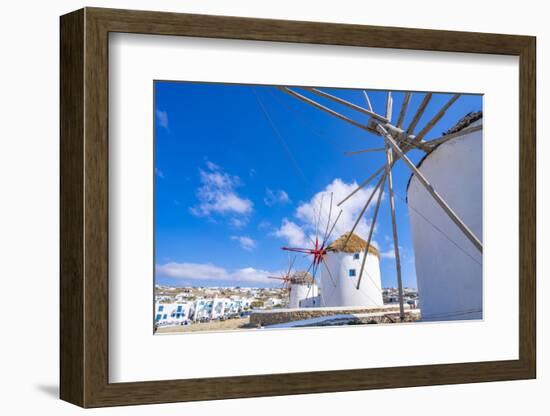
[60,8,86,408]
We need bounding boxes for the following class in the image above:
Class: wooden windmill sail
[280,192,342,303]
[279,86,483,321]
[268,255,297,304]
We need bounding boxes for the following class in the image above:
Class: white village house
[154,302,194,326]
[155,295,255,327]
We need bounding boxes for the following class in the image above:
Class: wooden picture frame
[60,7,536,408]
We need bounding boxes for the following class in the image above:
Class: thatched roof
[326,233,379,257]
[444,111,482,136]
[290,271,314,285]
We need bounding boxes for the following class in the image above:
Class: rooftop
[327,232,380,257]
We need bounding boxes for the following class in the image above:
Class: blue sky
[154,81,482,289]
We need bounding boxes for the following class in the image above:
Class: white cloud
[156,110,169,130]
[156,262,275,284]
[264,188,291,206]
[155,168,165,179]
[231,235,257,251]
[189,161,253,221]
[273,178,382,247]
[232,267,271,283]
[229,218,247,228]
[205,160,220,171]
[380,246,408,260]
[273,218,309,247]
[258,220,271,230]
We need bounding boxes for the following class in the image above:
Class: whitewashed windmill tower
[289,271,319,308]
[280,193,383,309]
[407,112,482,320]
[279,87,483,321]
[268,257,319,309]
[321,232,383,308]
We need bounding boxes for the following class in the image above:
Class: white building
[155,302,194,326]
[175,292,193,302]
[320,232,383,307]
[193,298,213,321]
[407,113,483,321]
[211,298,228,319]
[287,271,318,308]
[191,297,253,321]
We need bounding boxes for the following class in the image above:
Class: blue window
[177,305,183,312]
[158,305,164,312]
[155,314,162,321]
[176,313,181,318]
[349,269,356,277]
[353,253,360,260]
[163,314,167,320]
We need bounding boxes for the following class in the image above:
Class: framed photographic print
[60,7,536,408]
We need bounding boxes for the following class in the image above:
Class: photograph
[153,82,483,334]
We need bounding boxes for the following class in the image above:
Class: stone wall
[249,305,416,327]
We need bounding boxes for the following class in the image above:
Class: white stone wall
[320,251,383,307]
[407,120,483,321]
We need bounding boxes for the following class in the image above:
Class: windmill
[278,86,483,321]
[268,255,296,306]
[280,192,343,305]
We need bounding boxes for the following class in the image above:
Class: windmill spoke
[282,247,314,254]
[396,92,412,129]
[406,92,432,135]
[402,138,432,152]
[356,172,386,290]
[302,262,316,301]
[289,255,296,273]
[414,94,461,142]
[304,87,388,122]
[384,143,405,321]
[385,91,393,121]
[323,192,334,243]
[324,210,343,245]
[377,124,483,253]
[425,124,482,148]
[286,254,296,277]
[322,259,337,287]
[363,90,373,112]
[308,262,322,301]
[279,87,385,135]
[341,174,385,250]
[337,165,385,206]
[307,232,318,248]
[315,195,324,243]
[344,147,385,156]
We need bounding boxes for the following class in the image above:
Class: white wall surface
[321,251,383,307]
[290,282,318,308]
[0,0,546,415]
[408,122,482,320]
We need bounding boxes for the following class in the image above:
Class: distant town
[154,284,419,333]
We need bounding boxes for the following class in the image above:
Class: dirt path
[156,317,252,333]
